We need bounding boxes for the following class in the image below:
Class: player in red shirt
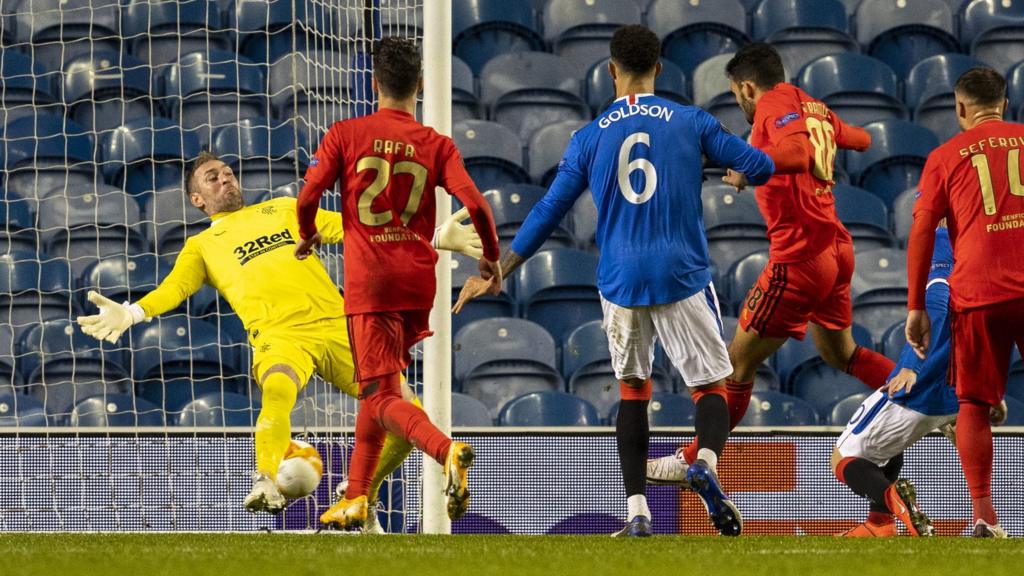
[648,44,897,479]
[907,67,1024,538]
[293,37,502,530]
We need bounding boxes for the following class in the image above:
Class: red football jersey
[914,120,1024,310]
[297,108,499,315]
[750,83,862,263]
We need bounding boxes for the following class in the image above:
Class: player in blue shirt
[455,25,775,537]
[832,225,1007,537]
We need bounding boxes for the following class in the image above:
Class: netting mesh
[1,0,423,531]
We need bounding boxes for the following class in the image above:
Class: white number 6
[617,132,657,204]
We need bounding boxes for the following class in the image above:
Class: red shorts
[739,236,854,340]
[347,310,433,383]
[950,298,1024,406]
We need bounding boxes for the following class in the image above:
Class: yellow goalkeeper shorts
[249,317,357,397]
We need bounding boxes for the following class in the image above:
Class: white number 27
[617,132,657,204]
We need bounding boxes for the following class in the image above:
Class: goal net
[0,0,425,532]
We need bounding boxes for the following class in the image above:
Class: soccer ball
[275,439,323,499]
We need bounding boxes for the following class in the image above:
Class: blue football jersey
[511,94,775,306]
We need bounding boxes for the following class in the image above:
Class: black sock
[882,452,904,483]
[694,393,729,456]
[616,399,649,497]
[840,457,892,510]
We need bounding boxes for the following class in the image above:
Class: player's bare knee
[818,343,856,371]
[830,448,841,474]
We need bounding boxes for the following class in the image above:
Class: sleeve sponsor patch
[774,112,800,128]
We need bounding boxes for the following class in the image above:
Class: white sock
[697,448,718,472]
[627,494,651,521]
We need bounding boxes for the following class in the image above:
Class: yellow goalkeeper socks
[255,371,299,480]
[367,395,419,504]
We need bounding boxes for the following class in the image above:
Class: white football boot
[973,519,1008,538]
[244,472,287,515]
[646,448,692,489]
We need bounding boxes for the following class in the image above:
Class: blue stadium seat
[378,3,423,38]
[454,318,564,419]
[452,392,494,427]
[906,54,987,143]
[740,391,819,426]
[0,389,46,426]
[585,57,690,115]
[516,248,601,342]
[1002,395,1024,426]
[290,391,356,428]
[542,0,643,71]
[452,120,530,190]
[851,247,909,339]
[528,120,587,187]
[0,252,75,341]
[142,186,210,257]
[450,252,516,336]
[130,316,236,384]
[606,392,697,426]
[229,0,348,64]
[797,54,906,126]
[213,118,308,193]
[833,184,895,250]
[882,320,907,361]
[36,190,148,278]
[702,183,769,275]
[892,187,917,247]
[845,120,939,208]
[480,52,590,142]
[178,392,259,427]
[123,0,228,67]
[452,0,544,75]
[268,50,353,131]
[855,0,958,78]
[452,56,481,122]
[840,0,862,14]
[136,376,243,414]
[723,251,769,316]
[569,191,598,251]
[79,255,171,312]
[8,0,121,74]
[2,114,95,198]
[498,391,600,426]
[692,53,751,138]
[0,189,36,254]
[0,323,19,388]
[101,117,200,196]
[830,391,872,425]
[772,322,875,388]
[70,394,164,427]
[790,363,873,417]
[1008,61,1024,121]
[485,184,575,251]
[647,0,750,79]
[0,50,59,126]
[753,0,858,81]
[961,0,1024,75]
[62,51,155,136]
[162,51,267,146]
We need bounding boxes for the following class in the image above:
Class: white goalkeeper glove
[433,206,484,259]
[76,290,149,344]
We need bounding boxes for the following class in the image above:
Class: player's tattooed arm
[498,251,525,279]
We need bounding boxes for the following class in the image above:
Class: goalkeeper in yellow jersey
[75,151,484,529]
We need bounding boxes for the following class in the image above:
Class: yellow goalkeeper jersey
[137,197,346,333]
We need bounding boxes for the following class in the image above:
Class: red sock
[846,346,895,390]
[681,379,752,464]
[379,397,452,464]
[345,397,387,499]
[867,511,896,526]
[957,400,998,525]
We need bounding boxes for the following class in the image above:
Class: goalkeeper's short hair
[185,150,221,197]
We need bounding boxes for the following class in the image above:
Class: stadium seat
[832,184,895,250]
[450,252,515,336]
[452,56,481,122]
[136,376,242,415]
[702,183,769,275]
[0,190,36,254]
[378,3,424,38]
[609,392,697,427]
[8,0,121,74]
[740,391,819,426]
[1002,395,1024,426]
[142,186,211,257]
[647,0,750,79]
[585,57,689,115]
[452,120,530,190]
[830,391,872,426]
[542,0,643,71]
[569,191,598,251]
[498,391,600,426]
[516,248,601,342]
[961,0,1024,75]
[882,320,907,361]
[452,392,494,427]
[752,0,859,81]
[0,389,46,427]
[454,318,564,419]
[0,252,75,342]
[845,120,940,208]
[790,363,873,417]
[797,54,906,126]
[1008,61,1024,121]
[79,254,171,313]
[123,0,229,67]
[62,51,155,136]
[691,53,751,138]
[485,184,575,252]
[213,118,308,194]
[290,391,356,429]
[130,316,236,384]
[855,0,958,78]
[162,51,267,146]
[851,248,909,340]
[906,54,987,143]
[229,0,349,64]
[892,187,917,247]
[2,114,95,199]
[722,250,769,315]
[268,50,354,131]
[101,117,200,196]
[69,394,164,427]
[772,322,875,388]
[178,392,259,427]
[452,0,544,75]
[0,45,60,125]
[36,190,148,278]
[480,52,590,142]
[528,120,587,187]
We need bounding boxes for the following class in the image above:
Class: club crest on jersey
[233,228,295,265]
[775,112,800,128]
[309,157,320,167]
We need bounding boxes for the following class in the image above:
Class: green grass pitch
[2,534,1022,576]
